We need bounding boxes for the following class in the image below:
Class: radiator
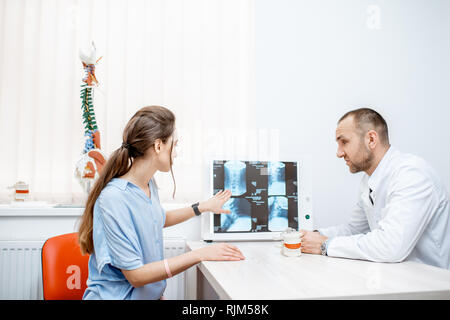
[162,237,187,300]
[0,241,44,300]
[0,237,186,300]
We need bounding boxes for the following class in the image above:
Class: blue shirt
[83,177,167,299]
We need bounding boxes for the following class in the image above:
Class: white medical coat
[319,146,450,269]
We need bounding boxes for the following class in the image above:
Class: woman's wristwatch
[191,202,202,216]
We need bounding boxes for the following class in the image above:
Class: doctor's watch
[320,239,329,256]
[191,202,202,216]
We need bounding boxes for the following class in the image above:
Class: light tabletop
[187,241,450,300]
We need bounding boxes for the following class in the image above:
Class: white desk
[187,241,450,300]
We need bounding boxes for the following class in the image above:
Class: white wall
[255,0,450,228]
[4,1,449,240]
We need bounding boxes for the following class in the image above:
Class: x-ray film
[213,160,298,233]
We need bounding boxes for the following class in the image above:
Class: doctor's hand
[300,230,328,255]
[198,190,232,214]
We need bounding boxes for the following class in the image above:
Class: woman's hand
[199,190,232,214]
[196,242,245,261]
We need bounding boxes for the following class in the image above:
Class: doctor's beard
[348,142,374,174]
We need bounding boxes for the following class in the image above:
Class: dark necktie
[369,188,374,205]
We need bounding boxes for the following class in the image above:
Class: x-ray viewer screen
[213,160,298,233]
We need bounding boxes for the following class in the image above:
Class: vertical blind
[0,0,269,205]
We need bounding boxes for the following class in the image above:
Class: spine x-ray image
[268,196,288,231]
[220,198,252,232]
[224,160,247,196]
[213,160,298,233]
[268,162,286,196]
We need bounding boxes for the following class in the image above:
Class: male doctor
[301,108,450,269]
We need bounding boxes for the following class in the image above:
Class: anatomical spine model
[74,41,106,193]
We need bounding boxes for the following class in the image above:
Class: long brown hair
[78,105,176,255]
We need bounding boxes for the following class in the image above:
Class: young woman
[78,105,245,300]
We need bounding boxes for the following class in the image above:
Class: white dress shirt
[319,146,450,269]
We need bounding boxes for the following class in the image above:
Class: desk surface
[187,241,450,299]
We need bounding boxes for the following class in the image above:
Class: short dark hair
[338,108,389,145]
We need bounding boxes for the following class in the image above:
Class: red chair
[41,232,90,300]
